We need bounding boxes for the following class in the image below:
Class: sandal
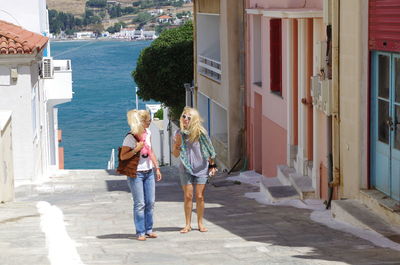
[145,232,158,238]
[180,226,192,233]
[198,226,208,232]
[137,235,146,241]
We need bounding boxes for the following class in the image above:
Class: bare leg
[195,184,208,232]
[180,184,193,233]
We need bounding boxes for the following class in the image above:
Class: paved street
[1,166,400,265]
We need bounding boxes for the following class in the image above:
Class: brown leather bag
[116,133,141,178]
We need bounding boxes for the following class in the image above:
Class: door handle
[387,118,394,131]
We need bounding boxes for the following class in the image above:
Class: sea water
[51,40,155,169]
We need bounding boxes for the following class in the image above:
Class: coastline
[51,37,154,43]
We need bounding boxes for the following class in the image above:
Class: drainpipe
[327,0,340,208]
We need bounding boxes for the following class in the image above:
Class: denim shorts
[179,172,208,186]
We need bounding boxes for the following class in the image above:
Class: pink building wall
[245,0,327,189]
[246,10,291,177]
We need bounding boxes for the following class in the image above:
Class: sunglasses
[182,114,191,121]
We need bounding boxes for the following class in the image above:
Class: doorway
[371,51,400,201]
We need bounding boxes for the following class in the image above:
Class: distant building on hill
[158,15,172,23]
[75,31,95,39]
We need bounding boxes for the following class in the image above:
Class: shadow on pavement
[97,234,136,240]
[150,167,400,265]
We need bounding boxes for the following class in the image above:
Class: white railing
[107,148,115,170]
[198,55,221,82]
[53,60,71,72]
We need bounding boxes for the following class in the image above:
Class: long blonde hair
[127,109,144,135]
[179,107,207,142]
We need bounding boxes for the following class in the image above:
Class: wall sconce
[10,68,18,81]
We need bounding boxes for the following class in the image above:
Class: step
[359,189,400,226]
[277,165,295,186]
[288,172,315,199]
[277,165,315,199]
[260,175,299,203]
[332,199,400,243]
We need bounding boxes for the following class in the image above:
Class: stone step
[277,165,296,186]
[277,165,315,199]
[288,172,315,199]
[260,178,299,203]
[332,199,400,243]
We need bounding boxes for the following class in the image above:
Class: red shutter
[270,19,282,94]
[369,0,400,52]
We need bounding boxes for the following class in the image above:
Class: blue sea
[51,40,156,169]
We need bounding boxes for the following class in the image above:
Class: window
[270,19,282,95]
[253,15,262,86]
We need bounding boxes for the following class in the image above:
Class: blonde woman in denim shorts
[172,107,217,233]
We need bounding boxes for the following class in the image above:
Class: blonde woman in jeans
[172,107,217,233]
[120,110,162,241]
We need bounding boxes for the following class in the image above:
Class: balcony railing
[198,55,221,82]
[53,60,71,72]
[44,59,73,106]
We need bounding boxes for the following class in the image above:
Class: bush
[132,21,193,120]
[154,108,163,120]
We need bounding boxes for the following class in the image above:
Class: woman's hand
[174,133,182,146]
[155,168,162,181]
[209,167,218,177]
[135,141,144,152]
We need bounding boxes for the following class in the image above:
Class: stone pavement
[1,166,400,265]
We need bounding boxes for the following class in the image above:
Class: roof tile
[0,19,48,55]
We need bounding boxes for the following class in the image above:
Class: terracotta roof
[0,20,48,55]
[158,15,172,19]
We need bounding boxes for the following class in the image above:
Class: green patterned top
[179,130,216,175]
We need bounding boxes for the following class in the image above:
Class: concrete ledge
[332,199,400,243]
[359,189,400,226]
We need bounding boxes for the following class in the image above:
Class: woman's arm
[148,140,162,181]
[120,142,144,160]
[172,133,182,158]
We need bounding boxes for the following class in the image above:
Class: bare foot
[180,226,192,233]
[198,225,208,232]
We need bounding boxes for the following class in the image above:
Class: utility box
[311,77,332,116]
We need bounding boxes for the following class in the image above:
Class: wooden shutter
[270,19,282,94]
[369,0,400,52]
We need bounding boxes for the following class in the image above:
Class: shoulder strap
[126,132,140,142]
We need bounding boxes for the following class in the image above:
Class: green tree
[132,12,153,24]
[86,0,107,8]
[132,21,193,119]
[154,108,163,120]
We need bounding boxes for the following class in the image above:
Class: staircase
[241,164,315,203]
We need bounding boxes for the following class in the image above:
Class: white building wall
[0,111,14,202]
[0,0,45,34]
[0,61,38,181]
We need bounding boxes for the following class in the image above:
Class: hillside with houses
[47,0,193,40]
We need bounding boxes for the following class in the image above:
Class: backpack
[116,133,141,178]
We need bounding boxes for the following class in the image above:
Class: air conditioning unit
[41,57,54,79]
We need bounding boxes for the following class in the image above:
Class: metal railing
[107,148,115,170]
[198,55,221,82]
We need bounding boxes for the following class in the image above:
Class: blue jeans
[126,170,155,236]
